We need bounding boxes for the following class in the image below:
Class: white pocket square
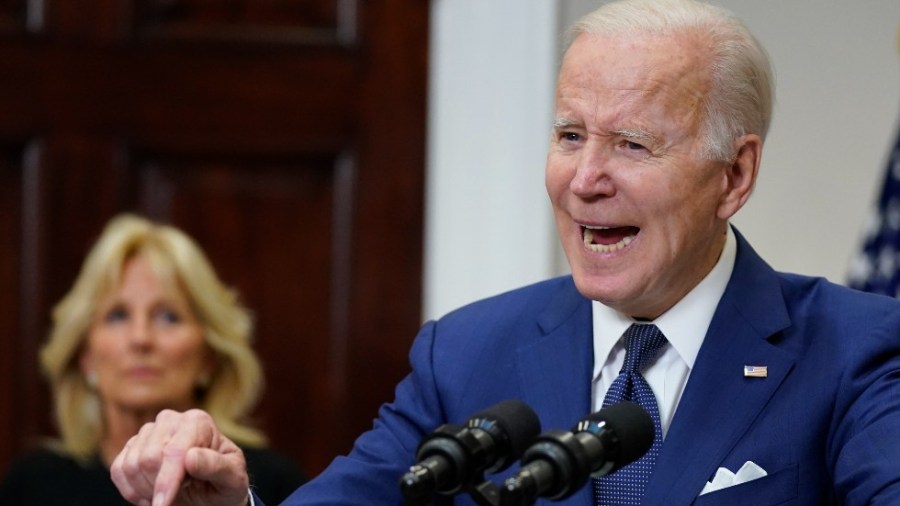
[699,461,768,495]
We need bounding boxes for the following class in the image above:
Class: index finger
[151,410,219,506]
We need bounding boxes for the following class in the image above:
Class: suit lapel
[645,230,797,505]
[516,278,593,431]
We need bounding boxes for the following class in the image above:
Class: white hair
[567,0,774,161]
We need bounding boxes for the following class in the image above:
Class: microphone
[500,401,653,504]
[400,399,541,503]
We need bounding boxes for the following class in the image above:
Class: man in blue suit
[111,0,900,505]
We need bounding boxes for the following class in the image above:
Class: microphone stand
[467,478,502,506]
[401,474,504,506]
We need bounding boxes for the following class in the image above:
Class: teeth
[582,226,636,252]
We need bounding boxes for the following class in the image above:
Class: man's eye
[624,141,647,151]
[561,132,581,142]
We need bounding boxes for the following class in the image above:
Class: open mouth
[582,225,639,252]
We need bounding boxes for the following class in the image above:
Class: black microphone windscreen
[586,401,654,468]
[468,399,541,457]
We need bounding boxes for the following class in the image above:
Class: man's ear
[718,134,762,219]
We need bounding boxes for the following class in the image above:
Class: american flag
[848,128,900,297]
[743,365,767,378]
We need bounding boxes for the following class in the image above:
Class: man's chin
[571,273,626,305]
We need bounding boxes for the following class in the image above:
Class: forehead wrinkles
[557,33,710,132]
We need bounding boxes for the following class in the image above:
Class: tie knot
[621,324,667,373]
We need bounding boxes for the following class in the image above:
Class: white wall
[424,0,900,322]
[424,0,559,321]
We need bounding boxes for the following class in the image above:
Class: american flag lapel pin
[744,365,768,378]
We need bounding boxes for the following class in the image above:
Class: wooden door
[0,0,428,478]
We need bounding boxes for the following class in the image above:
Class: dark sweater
[0,446,306,505]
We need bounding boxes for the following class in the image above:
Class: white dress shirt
[591,226,736,437]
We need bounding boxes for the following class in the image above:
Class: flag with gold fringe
[848,126,900,296]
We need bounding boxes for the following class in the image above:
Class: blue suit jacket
[276,230,900,505]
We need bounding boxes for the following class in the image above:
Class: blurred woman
[0,213,305,504]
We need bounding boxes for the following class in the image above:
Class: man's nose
[570,148,615,198]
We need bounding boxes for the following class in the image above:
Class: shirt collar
[591,226,737,379]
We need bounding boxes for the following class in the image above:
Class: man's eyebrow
[613,128,660,144]
[613,128,653,139]
[553,118,579,129]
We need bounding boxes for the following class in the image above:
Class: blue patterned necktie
[594,324,668,506]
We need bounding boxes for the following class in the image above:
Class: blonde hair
[40,213,267,459]
[567,0,774,161]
